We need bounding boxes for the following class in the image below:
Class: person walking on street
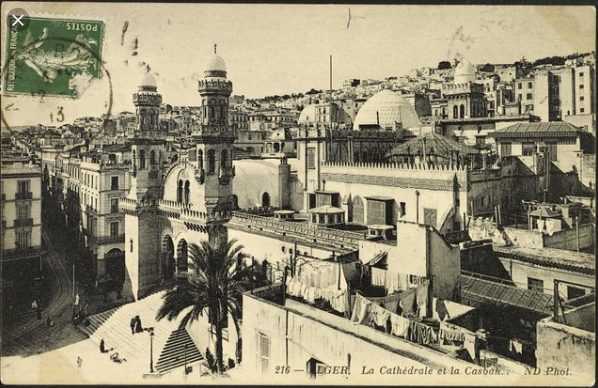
[77,356,83,370]
[130,316,136,334]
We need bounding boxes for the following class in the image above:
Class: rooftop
[490,122,585,138]
[494,245,595,275]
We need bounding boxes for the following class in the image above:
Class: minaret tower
[129,72,164,201]
[121,73,166,300]
[193,44,236,245]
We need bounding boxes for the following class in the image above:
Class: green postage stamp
[4,16,104,98]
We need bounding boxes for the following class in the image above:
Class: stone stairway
[78,290,180,369]
[155,328,203,373]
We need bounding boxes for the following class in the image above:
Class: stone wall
[536,317,595,384]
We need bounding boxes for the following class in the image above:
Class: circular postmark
[6,8,30,32]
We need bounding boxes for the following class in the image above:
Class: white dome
[298,104,317,124]
[454,58,476,84]
[205,53,227,73]
[140,72,156,88]
[353,89,421,131]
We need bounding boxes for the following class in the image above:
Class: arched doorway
[105,248,125,290]
[177,239,188,273]
[162,235,175,279]
[262,192,271,208]
[231,194,239,210]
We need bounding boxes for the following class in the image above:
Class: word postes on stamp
[4,16,104,98]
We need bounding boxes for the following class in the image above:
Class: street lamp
[149,328,155,373]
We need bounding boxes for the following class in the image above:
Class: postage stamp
[3,16,104,98]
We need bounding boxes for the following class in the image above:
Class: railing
[157,199,232,223]
[230,211,366,245]
[15,191,33,200]
[94,233,125,245]
[14,218,34,227]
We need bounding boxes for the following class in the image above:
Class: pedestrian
[77,356,83,370]
[130,316,136,334]
[74,293,80,307]
[46,316,54,327]
[100,339,106,353]
[135,316,144,333]
[31,300,38,310]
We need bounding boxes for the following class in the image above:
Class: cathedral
[121,46,236,300]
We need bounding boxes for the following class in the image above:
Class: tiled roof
[490,122,583,138]
[386,132,478,158]
[494,245,595,275]
[461,274,554,315]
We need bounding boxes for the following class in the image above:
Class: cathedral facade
[121,47,235,300]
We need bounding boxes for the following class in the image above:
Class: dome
[140,72,156,88]
[454,58,476,84]
[205,53,227,73]
[353,89,421,131]
[204,45,227,76]
[298,104,317,124]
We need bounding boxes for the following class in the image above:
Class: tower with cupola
[122,73,166,300]
[191,44,236,246]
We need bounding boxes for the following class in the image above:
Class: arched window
[197,149,203,169]
[274,143,280,152]
[221,149,228,169]
[453,106,458,119]
[184,180,190,204]
[130,239,134,252]
[460,104,465,119]
[207,150,216,174]
[177,180,183,203]
[150,150,156,166]
[139,150,146,169]
[232,194,239,209]
[262,192,271,208]
[220,107,224,120]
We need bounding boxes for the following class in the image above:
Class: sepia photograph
[0,2,595,385]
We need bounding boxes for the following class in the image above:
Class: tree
[438,61,452,70]
[156,239,254,374]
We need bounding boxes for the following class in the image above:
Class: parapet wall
[322,161,466,178]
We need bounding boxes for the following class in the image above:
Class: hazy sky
[1,3,595,127]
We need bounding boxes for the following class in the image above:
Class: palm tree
[156,238,255,374]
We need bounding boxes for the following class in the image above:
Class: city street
[1,229,78,358]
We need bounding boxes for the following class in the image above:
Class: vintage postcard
[1,2,595,386]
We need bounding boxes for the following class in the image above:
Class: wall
[242,291,474,384]
[321,162,467,232]
[536,317,595,384]
[543,223,594,251]
[498,257,594,296]
[229,227,333,267]
[558,302,595,332]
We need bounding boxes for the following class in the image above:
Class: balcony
[94,233,125,245]
[15,191,33,200]
[14,218,34,228]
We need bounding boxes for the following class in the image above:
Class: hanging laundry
[439,321,466,343]
[389,313,410,338]
[351,294,371,324]
[366,293,403,315]
[415,282,429,318]
[408,320,434,345]
[371,267,386,287]
[370,303,391,328]
[435,298,450,321]
[464,333,478,361]
[399,289,417,317]
[509,339,523,355]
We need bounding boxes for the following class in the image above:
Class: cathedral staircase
[155,328,203,373]
[78,290,181,370]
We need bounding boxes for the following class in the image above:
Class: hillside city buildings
[2,46,595,385]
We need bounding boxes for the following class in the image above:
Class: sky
[1,2,595,127]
